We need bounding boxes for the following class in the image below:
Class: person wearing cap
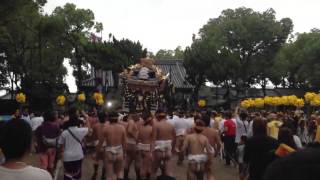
[97,111,127,180]
[151,109,176,180]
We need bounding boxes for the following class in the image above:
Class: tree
[185,7,293,98]
[272,30,320,89]
[154,46,184,60]
[53,3,96,90]
[84,36,147,88]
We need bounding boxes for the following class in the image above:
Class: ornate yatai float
[120,58,168,112]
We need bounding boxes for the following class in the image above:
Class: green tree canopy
[154,46,184,60]
[272,30,320,89]
[184,7,293,98]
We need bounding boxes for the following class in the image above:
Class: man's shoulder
[0,166,52,180]
[26,166,52,179]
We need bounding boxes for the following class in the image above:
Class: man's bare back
[202,127,221,154]
[104,123,126,147]
[154,120,175,141]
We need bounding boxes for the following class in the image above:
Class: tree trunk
[75,46,83,91]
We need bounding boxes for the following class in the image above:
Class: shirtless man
[172,110,190,165]
[151,109,175,180]
[137,111,154,180]
[124,112,141,180]
[91,111,108,180]
[181,119,212,180]
[97,111,127,180]
[201,114,221,180]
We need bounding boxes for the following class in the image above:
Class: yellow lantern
[77,93,86,102]
[16,93,26,104]
[56,95,66,106]
[198,99,206,108]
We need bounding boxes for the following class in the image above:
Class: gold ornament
[16,93,26,104]
[56,95,66,106]
[198,99,206,108]
[77,93,86,102]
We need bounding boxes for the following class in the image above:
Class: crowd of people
[1,106,320,180]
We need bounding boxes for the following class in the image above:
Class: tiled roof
[155,59,194,89]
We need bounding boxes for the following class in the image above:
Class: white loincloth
[188,154,208,163]
[154,140,172,151]
[127,138,137,145]
[176,129,186,136]
[137,143,151,151]
[105,145,123,154]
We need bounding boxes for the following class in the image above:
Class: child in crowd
[238,135,248,180]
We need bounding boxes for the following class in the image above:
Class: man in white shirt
[30,112,44,131]
[234,108,249,144]
[0,119,52,180]
[172,110,190,165]
[58,108,90,180]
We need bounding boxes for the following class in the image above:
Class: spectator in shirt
[267,114,282,139]
[58,107,90,180]
[244,118,278,180]
[235,108,250,144]
[0,119,52,180]
[30,111,44,132]
[35,110,60,175]
[223,111,237,166]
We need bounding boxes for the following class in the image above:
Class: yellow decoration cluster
[241,95,305,108]
[198,99,206,108]
[77,93,86,102]
[93,92,104,106]
[56,95,66,106]
[304,92,320,106]
[16,93,26,104]
[304,92,317,102]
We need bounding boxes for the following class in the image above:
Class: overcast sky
[43,0,320,92]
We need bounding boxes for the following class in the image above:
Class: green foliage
[273,30,320,89]
[84,37,147,72]
[184,7,293,97]
[154,46,184,60]
[52,3,96,89]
